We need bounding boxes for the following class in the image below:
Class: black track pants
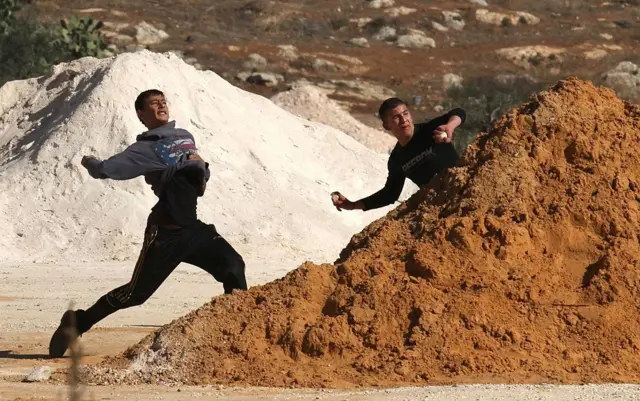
[77,220,247,333]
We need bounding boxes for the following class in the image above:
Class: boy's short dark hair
[378,97,408,120]
[135,89,165,111]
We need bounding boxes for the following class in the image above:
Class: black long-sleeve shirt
[359,108,466,211]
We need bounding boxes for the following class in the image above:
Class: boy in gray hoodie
[48,89,247,358]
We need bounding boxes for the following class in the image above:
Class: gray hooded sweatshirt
[84,121,210,226]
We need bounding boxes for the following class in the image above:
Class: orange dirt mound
[82,77,640,388]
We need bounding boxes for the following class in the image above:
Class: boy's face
[137,94,169,129]
[382,104,414,138]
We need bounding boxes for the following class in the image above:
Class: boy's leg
[49,224,186,358]
[184,223,248,294]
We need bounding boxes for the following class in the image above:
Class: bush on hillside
[440,75,547,154]
[0,0,108,87]
[58,15,108,59]
[0,0,20,35]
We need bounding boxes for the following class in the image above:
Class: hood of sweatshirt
[136,121,181,141]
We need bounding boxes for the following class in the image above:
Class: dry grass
[65,303,85,401]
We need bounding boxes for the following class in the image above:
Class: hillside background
[2,0,640,146]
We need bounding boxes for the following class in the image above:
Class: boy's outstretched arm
[81,143,162,180]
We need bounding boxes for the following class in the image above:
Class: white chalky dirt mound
[0,50,414,266]
[271,85,396,153]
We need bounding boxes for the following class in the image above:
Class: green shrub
[58,15,107,58]
[0,0,108,87]
[440,75,547,153]
[0,0,20,35]
[0,4,66,85]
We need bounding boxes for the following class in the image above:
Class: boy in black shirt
[332,97,466,211]
[48,89,248,358]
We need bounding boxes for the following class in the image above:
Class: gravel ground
[2,383,640,400]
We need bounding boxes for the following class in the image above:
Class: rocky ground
[34,0,640,124]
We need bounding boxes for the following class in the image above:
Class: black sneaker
[48,310,82,358]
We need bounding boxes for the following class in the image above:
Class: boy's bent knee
[127,292,152,307]
[224,256,248,293]
[231,254,245,272]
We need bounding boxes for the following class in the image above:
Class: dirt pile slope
[83,77,640,387]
